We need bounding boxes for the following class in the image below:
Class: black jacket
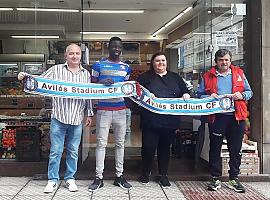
[137,70,189,129]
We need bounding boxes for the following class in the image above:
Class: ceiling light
[164,13,184,27]
[151,6,193,37]
[0,63,18,66]
[152,27,165,37]
[16,8,79,12]
[11,35,60,39]
[24,63,43,66]
[183,6,192,13]
[81,32,126,35]
[192,32,211,35]
[0,8,13,11]
[82,10,144,14]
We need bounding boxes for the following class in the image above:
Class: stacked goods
[222,157,259,176]
[0,128,16,159]
[2,129,16,148]
[0,88,24,95]
[221,139,259,176]
[221,140,258,158]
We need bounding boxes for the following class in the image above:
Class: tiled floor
[246,182,270,199]
[0,177,268,200]
[177,181,268,200]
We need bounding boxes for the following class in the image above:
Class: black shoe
[159,175,171,188]
[88,177,104,192]
[138,175,150,185]
[113,175,132,189]
[207,177,221,191]
[228,178,245,193]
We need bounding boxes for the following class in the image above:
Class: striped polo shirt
[91,59,132,110]
[41,63,93,125]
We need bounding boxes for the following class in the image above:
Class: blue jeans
[48,118,83,182]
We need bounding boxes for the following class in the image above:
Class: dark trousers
[208,114,245,179]
[141,128,174,176]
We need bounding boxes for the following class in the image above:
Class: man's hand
[85,117,92,127]
[232,91,243,100]
[211,93,219,99]
[99,78,114,86]
[18,72,27,81]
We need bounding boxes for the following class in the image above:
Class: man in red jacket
[198,49,253,193]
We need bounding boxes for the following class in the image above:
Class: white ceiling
[0,0,197,41]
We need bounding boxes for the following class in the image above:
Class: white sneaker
[65,179,78,192]
[44,180,58,193]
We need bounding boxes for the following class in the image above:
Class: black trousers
[141,127,174,176]
[208,114,245,179]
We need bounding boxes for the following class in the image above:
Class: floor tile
[0,186,23,195]
[27,180,50,186]
[0,196,13,200]
[130,198,168,200]
[0,177,30,186]
[73,180,90,186]
[129,186,166,198]
[91,197,129,200]
[246,182,270,199]
[177,181,268,200]
[19,185,55,196]
[13,195,54,200]
[53,195,91,200]
[56,185,90,196]
[128,180,160,187]
[90,185,129,197]
[162,182,186,199]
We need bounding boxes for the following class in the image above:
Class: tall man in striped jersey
[18,43,93,193]
[88,37,132,191]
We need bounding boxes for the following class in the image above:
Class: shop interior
[0,0,257,178]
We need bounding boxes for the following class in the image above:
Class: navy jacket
[137,70,189,129]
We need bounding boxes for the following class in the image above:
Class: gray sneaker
[88,177,104,192]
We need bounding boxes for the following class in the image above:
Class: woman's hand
[182,93,190,100]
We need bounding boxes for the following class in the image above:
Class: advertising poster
[215,31,238,47]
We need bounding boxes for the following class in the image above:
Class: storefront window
[0,1,83,161]
[177,0,246,94]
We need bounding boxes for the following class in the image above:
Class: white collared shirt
[41,63,93,125]
[216,68,232,77]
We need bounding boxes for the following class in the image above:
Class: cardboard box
[222,157,259,176]
[221,140,258,157]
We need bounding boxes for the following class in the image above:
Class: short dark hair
[150,52,167,71]
[109,36,122,47]
[214,49,232,62]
